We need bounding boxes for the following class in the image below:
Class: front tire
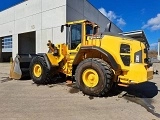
[75,58,113,96]
[30,56,51,84]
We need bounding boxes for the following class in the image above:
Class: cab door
[66,23,82,75]
[68,23,82,63]
[68,23,82,50]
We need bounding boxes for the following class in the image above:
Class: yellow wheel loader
[10,20,153,96]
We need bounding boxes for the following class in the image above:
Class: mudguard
[73,46,119,70]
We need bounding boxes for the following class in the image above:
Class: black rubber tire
[75,58,113,96]
[29,56,51,84]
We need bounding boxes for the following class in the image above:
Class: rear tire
[75,58,113,96]
[29,56,51,84]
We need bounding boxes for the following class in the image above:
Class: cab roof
[67,19,98,26]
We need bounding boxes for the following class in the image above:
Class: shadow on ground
[120,81,158,98]
[20,76,31,80]
[87,81,160,118]
[118,82,160,118]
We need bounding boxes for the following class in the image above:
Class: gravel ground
[0,63,160,120]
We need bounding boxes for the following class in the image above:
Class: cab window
[71,24,82,49]
[86,25,93,35]
[86,24,97,35]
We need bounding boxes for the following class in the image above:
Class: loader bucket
[9,54,37,80]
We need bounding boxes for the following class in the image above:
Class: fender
[37,53,52,70]
[73,46,119,70]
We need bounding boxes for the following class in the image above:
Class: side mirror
[61,25,64,33]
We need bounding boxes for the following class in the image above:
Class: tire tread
[75,58,113,96]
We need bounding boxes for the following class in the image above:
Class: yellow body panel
[63,44,81,75]
[46,53,59,66]
[46,44,68,67]
[118,64,149,84]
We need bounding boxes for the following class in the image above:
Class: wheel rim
[82,69,99,87]
[33,64,42,77]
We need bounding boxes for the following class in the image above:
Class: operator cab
[61,20,99,50]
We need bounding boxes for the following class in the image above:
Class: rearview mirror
[61,25,64,33]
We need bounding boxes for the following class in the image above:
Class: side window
[71,24,82,50]
[86,25,93,35]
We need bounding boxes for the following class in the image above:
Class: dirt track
[0,63,160,120]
